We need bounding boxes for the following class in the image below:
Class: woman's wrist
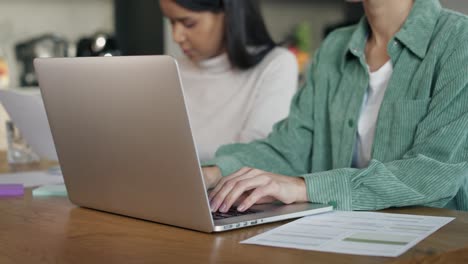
[294,177,308,203]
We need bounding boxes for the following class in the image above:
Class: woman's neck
[363,0,414,71]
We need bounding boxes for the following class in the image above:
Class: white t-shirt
[178,47,298,161]
[352,61,393,168]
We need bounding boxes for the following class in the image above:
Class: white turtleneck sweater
[177,47,298,161]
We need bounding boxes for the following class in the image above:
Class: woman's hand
[208,167,308,213]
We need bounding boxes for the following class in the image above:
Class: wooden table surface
[1,153,468,264]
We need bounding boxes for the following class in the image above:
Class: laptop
[34,55,332,233]
[0,89,58,161]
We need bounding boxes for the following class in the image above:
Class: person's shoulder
[324,24,358,44]
[439,7,468,26]
[252,46,298,76]
[260,46,297,68]
[318,24,358,58]
[304,24,359,72]
[438,8,468,42]
[429,8,468,63]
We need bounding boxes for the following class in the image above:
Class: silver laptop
[34,55,332,233]
[0,89,58,161]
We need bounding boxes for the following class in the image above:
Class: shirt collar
[348,17,369,58]
[395,0,441,58]
[348,0,442,59]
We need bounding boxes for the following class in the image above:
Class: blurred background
[0,0,467,150]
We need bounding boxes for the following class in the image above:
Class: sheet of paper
[0,171,64,187]
[242,211,454,257]
[0,89,58,160]
[33,184,68,197]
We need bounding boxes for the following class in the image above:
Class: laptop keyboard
[211,208,260,220]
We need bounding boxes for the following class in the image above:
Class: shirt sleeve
[237,49,299,143]
[304,41,468,211]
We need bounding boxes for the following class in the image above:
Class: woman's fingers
[217,175,270,213]
[237,177,305,212]
[209,169,269,211]
[208,167,252,201]
[237,181,279,212]
[209,170,306,213]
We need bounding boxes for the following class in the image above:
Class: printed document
[242,211,454,257]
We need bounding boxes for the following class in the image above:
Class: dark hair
[174,0,276,69]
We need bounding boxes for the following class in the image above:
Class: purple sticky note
[0,184,24,197]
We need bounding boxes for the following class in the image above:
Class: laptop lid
[35,56,215,232]
[0,89,58,161]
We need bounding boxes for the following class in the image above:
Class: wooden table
[1,153,468,264]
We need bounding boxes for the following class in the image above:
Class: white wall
[0,0,114,150]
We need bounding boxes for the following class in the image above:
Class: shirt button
[348,119,354,127]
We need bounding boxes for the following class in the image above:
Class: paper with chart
[242,211,454,257]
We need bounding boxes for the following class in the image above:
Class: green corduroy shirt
[204,0,468,211]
